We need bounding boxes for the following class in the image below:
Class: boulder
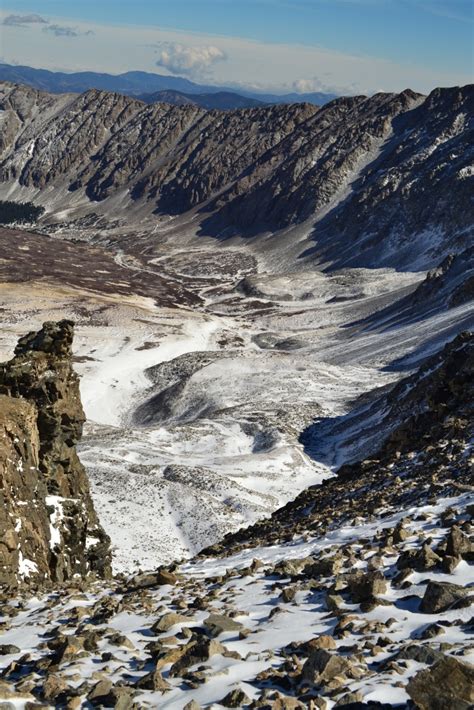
[406,655,474,709]
[204,613,243,637]
[346,571,387,603]
[301,649,355,685]
[420,581,470,613]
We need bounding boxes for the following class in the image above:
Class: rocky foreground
[0,326,472,708]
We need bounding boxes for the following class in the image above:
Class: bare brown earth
[0,227,199,307]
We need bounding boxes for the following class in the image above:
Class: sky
[0,0,472,95]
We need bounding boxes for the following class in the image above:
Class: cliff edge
[0,320,111,590]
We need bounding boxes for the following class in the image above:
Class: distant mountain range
[138,89,266,110]
[0,63,338,108]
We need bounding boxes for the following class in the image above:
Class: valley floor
[0,226,472,571]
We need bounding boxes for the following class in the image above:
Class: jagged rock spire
[0,320,111,590]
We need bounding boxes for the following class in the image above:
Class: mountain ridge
[0,62,337,106]
[0,81,472,270]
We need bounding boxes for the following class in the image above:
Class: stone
[151,612,189,633]
[346,571,387,603]
[301,649,354,685]
[420,581,470,613]
[406,655,474,709]
[220,688,251,707]
[203,613,243,637]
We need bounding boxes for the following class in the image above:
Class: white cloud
[2,13,47,26]
[155,42,226,77]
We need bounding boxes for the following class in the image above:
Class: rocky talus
[203,330,474,555]
[0,320,111,590]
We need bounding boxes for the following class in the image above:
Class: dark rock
[406,655,474,709]
[346,571,387,603]
[420,581,470,613]
[203,613,243,637]
[220,688,251,707]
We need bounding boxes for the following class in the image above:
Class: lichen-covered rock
[0,320,111,589]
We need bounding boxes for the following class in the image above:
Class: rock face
[0,82,472,268]
[0,320,111,589]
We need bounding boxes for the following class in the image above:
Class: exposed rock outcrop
[0,320,111,589]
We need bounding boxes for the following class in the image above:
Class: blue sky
[1,0,472,93]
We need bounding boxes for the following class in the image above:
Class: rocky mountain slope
[0,331,472,709]
[0,320,111,590]
[0,82,472,269]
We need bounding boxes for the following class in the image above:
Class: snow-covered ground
[1,491,472,709]
[0,236,472,573]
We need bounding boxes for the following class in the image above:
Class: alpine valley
[0,78,472,709]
